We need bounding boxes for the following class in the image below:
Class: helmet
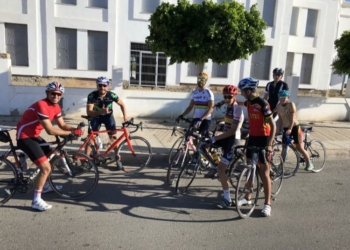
[96,76,110,85]
[223,85,238,95]
[278,90,289,98]
[238,77,259,90]
[45,82,64,93]
[198,72,208,80]
[273,68,284,75]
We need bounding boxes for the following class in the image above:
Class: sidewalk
[1,116,350,160]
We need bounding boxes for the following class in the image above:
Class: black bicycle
[0,126,99,205]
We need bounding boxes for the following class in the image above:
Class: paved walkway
[1,116,350,160]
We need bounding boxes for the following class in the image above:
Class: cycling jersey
[191,88,214,120]
[222,102,244,139]
[265,80,289,111]
[87,91,119,115]
[276,102,297,128]
[16,99,62,140]
[245,97,272,137]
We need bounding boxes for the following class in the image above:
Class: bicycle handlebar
[121,118,143,134]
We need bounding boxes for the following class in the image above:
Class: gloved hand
[71,128,83,137]
[210,137,216,144]
[176,115,183,123]
[195,120,202,127]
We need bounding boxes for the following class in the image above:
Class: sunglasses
[273,74,282,77]
[197,78,207,82]
[223,95,233,99]
[50,92,62,97]
[98,84,108,88]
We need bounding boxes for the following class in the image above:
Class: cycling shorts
[246,136,269,165]
[213,137,240,166]
[283,124,302,144]
[192,118,210,137]
[89,114,117,135]
[17,137,51,165]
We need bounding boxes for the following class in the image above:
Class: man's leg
[85,118,101,156]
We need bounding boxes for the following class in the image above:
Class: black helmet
[273,68,284,75]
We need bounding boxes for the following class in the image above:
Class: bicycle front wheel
[175,154,199,194]
[167,147,189,186]
[116,136,152,174]
[235,167,260,219]
[0,159,18,205]
[168,136,185,164]
[273,142,300,179]
[49,152,99,199]
[270,156,284,199]
[308,139,326,173]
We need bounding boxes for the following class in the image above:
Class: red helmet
[223,85,238,95]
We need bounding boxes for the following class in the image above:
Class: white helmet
[45,82,65,93]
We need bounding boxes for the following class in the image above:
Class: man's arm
[199,100,214,120]
[214,123,238,141]
[266,116,276,148]
[263,93,269,101]
[86,104,110,117]
[116,99,128,121]
[55,116,75,131]
[40,119,72,136]
[180,100,195,117]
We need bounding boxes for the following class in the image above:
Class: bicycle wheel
[270,155,284,199]
[235,167,260,219]
[175,154,199,194]
[0,159,18,205]
[168,136,184,164]
[116,136,152,173]
[308,139,326,173]
[272,142,300,179]
[167,147,189,186]
[227,155,246,191]
[49,152,99,199]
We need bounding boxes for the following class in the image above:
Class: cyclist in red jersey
[237,77,276,217]
[16,82,83,211]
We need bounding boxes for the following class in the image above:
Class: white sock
[223,189,231,202]
[33,189,42,204]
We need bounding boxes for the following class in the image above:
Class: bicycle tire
[116,136,152,174]
[308,139,326,173]
[235,167,260,219]
[168,136,185,164]
[0,159,18,205]
[49,152,99,200]
[270,155,284,199]
[175,154,199,194]
[227,155,246,190]
[272,142,300,179]
[166,147,189,186]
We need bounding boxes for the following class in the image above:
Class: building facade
[0,0,350,90]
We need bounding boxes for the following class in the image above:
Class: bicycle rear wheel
[235,167,260,219]
[167,147,189,186]
[175,154,199,194]
[49,152,99,199]
[227,155,246,191]
[308,139,326,173]
[0,159,18,205]
[168,136,184,164]
[272,142,300,179]
[116,136,152,173]
[270,156,284,199]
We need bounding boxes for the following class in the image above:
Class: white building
[0,0,349,90]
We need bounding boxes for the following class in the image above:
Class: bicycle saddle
[301,126,312,132]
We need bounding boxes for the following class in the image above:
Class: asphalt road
[0,159,349,250]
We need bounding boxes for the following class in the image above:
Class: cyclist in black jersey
[85,77,128,169]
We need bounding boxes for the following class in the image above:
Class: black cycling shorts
[246,136,269,164]
[17,137,51,165]
[213,137,240,165]
[90,114,117,135]
[192,118,211,137]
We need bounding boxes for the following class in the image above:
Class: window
[56,0,76,4]
[305,9,318,37]
[5,23,29,66]
[187,63,202,77]
[56,28,77,69]
[88,0,107,9]
[258,0,276,27]
[300,53,314,84]
[285,52,294,79]
[250,46,272,80]
[192,0,204,3]
[141,0,159,13]
[212,63,228,78]
[289,7,299,35]
[88,31,108,71]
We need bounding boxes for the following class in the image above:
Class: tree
[145,0,267,66]
[331,30,350,75]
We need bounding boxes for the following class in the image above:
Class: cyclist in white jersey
[177,72,214,136]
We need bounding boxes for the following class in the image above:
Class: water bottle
[76,122,85,141]
[96,135,103,149]
[18,153,28,170]
[211,151,220,165]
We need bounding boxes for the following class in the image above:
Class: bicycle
[235,146,284,219]
[273,126,326,178]
[77,116,152,174]
[0,126,99,205]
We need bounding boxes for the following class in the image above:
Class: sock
[223,189,231,202]
[33,189,42,204]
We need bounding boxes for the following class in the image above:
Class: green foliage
[145,0,267,65]
[332,30,350,75]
